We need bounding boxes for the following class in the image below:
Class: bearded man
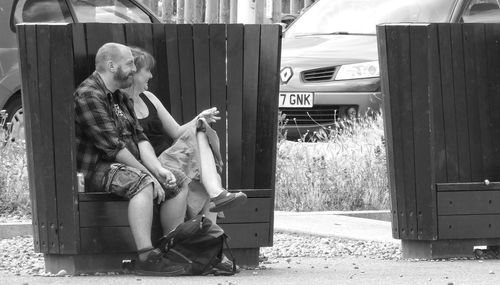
[74,43,188,276]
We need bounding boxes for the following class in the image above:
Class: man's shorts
[87,162,187,200]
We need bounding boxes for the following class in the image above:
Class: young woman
[124,47,247,226]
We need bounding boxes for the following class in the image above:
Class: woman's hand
[198,107,221,123]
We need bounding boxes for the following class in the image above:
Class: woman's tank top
[138,93,172,156]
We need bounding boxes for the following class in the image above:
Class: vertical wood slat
[241,25,261,190]
[84,23,126,70]
[485,24,500,181]
[177,24,197,122]
[463,24,484,182]
[384,25,413,239]
[37,25,59,253]
[164,25,183,122]
[450,24,471,182]
[256,25,281,246]
[152,24,171,110]
[193,24,211,113]
[209,24,227,187]
[17,24,40,252]
[51,25,79,253]
[376,25,399,239]
[410,24,435,240]
[472,24,492,181]
[254,25,280,190]
[438,25,459,182]
[226,24,244,189]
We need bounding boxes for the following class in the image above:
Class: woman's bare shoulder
[143,91,161,105]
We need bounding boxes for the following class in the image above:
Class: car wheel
[4,96,24,142]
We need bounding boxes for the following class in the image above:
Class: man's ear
[107,60,116,72]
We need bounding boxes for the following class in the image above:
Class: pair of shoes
[211,254,240,276]
[209,190,247,212]
[135,248,188,276]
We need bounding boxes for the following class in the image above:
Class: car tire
[4,95,24,142]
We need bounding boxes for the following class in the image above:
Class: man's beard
[114,66,133,89]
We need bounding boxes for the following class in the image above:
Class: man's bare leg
[128,184,154,252]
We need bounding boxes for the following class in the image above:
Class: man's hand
[151,177,165,204]
[198,107,220,123]
[156,167,177,190]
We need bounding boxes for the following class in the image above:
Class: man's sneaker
[209,190,247,212]
[212,254,240,276]
[135,248,188,276]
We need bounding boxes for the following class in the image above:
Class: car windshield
[285,0,458,37]
[69,0,152,23]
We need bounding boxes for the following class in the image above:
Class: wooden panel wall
[378,23,500,241]
[17,23,281,254]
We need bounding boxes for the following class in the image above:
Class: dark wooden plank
[72,24,89,87]
[410,24,434,240]
[438,24,459,182]
[472,24,493,181]
[219,223,271,248]
[450,24,471,182]
[177,24,197,122]
[193,24,211,112]
[164,25,183,122]
[255,25,281,246]
[16,24,40,252]
[50,24,79,254]
[485,24,500,181]
[124,23,154,53]
[428,24,447,185]
[462,24,484,181]
[227,24,244,189]
[80,197,272,227]
[81,223,268,253]
[437,191,500,215]
[436,182,500,191]
[152,24,170,109]
[84,23,126,71]
[385,25,414,239]
[438,215,500,239]
[377,25,399,239]
[241,25,261,190]
[209,24,227,188]
[36,25,59,254]
[255,25,281,190]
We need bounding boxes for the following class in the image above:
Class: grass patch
[0,120,30,219]
[275,113,390,211]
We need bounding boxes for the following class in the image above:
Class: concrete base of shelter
[44,248,259,275]
[402,239,500,259]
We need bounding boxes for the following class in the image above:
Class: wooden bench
[17,23,281,274]
[378,23,500,258]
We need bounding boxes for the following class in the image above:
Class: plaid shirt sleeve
[74,88,126,161]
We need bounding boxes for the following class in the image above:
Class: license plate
[278,92,314,108]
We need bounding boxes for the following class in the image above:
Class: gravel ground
[0,232,401,277]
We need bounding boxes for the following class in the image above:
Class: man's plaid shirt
[74,72,148,178]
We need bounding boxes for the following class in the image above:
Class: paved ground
[2,257,500,285]
[4,211,500,284]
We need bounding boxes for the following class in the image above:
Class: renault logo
[280,67,293,84]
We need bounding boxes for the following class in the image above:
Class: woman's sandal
[209,190,247,212]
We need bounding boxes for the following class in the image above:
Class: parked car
[0,0,160,140]
[279,0,500,139]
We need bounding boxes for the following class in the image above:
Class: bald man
[74,43,189,276]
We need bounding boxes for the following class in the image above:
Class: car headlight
[335,61,379,80]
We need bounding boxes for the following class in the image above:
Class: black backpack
[156,214,236,275]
